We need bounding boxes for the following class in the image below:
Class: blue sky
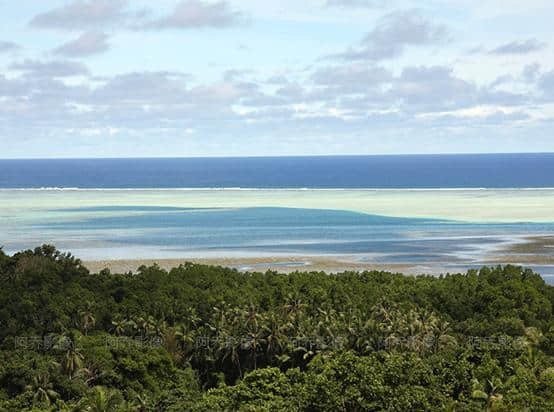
[1,0,553,158]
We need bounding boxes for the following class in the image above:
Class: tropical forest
[0,245,553,411]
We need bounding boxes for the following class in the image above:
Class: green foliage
[0,246,553,410]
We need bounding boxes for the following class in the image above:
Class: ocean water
[2,153,554,188]
[1,155,554,283]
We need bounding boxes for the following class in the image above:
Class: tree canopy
[0,245,553,411]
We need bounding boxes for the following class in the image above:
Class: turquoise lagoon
[2,189,554,282]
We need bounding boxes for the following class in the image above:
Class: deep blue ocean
[1,153,554,188]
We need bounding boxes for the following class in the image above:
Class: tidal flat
[2,189,554,284]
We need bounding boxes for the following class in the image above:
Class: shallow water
[1,189,554,279]
[3,188,554,222]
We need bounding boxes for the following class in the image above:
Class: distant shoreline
[82,235,554,275]
[83,255,419,275]
[5,187,554,192]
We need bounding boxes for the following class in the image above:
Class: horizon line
[2,151,554,161]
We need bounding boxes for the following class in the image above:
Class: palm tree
[128,393,150,412]
[25,373,59,407]
[373,303,393,323]
[431,318,456,353]
[80,301,96,336]
[244,303,262,330]
[184,306,200,328]
[135,316,151,336]
[111,317,126,336]
[125,319,138,335]
[54,331,84,379]
[359,318,386,353]
[262,312,286,361]
[283,294,307,326]
[471,378,505,411]
[245,327,266,370]
[63,346,84,379]
[174,324,195,363]
[524,326,543,347]
[220,330,242,377]
[76,365,101,386]
[150,316,167,338]
[417,308,437,334]
[78,386,123,412]
[520,344,544,377]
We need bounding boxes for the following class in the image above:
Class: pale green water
[2,188,554,223]
[1,190,554,272]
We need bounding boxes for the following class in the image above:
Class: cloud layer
[325,0,387,8]
[53,32,111,57]
[0,41,20,53]
[490,38,546,55]
[335,10,448,60]
[30,0,129,30]
[1,1,553,157]
[141,1,245,29]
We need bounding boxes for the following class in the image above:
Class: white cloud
[311,64,392,92]
[324,0,387,8]
[539,70,554,100]
[334,10,448,60]
[382,66,475,112]
[53,32,110,57]
[140,0,246,30]
[489,39,546,55]
[29,0,129,30]
[0,40,20,53]
[9,59,90,78]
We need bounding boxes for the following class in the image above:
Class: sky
[0,0,553,158]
